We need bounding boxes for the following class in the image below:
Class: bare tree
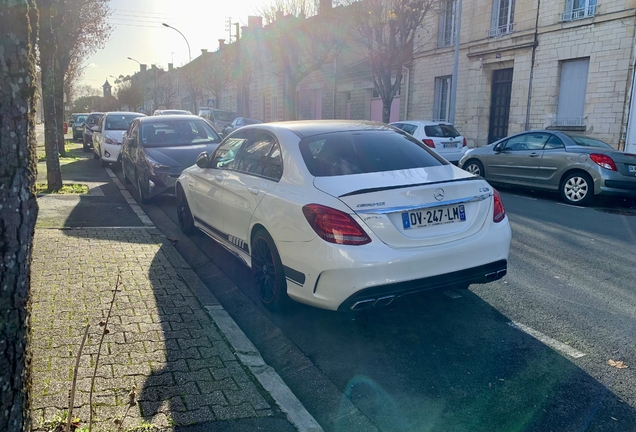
[116,79,144,112]
[348,0,434,122]
[257,0,319,23]
[263,8,345,119]
[181,60,205,114]
[0,1,39,430]
[203,53,233,109]
[37,0,112,190]
[74,84,101,99]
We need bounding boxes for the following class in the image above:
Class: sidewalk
[29,144,315,431]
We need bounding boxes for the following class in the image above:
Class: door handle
[247,187,260,195]
[214,175,223,182]
[529,152,540,157]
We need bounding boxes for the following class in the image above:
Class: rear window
[424,124,460,138]
[299,130,445,177]
[76,115,88,123]
[213,109,235,121]
[105,115,142,130]
[566,134,613,149]
[141,119,220,147]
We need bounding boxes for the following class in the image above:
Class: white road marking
[443,290,463,299]
[508,321,586,359]
[105,167,154,227]
[556,202,585,209]
[512,195,538,200]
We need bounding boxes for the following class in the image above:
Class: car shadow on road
[146,198,636,432]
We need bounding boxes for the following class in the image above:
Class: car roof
[391,120,454,126]
[252,120,395,138]
[88,112,104,115]
[104,111,145,117]
[138,114,203,123]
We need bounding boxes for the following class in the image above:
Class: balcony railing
[553,117,585,127]
[560,4,596,22]
[488,22,514,37]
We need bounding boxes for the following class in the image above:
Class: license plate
[629,165,636,173]
[402,205,466,230]
[443,143,458,149]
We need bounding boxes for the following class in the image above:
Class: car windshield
[424,124,460,138]
[86,114,101,125]
[105,115,141,130]
[141,119,221,147]
[299,130,445,177]
[75,115,88,123]
[566,134,614,149]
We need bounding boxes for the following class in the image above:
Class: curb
[108,168,323,432]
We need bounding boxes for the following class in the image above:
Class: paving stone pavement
[29,227,286,431]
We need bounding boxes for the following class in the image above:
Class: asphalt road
[112,164,636,432]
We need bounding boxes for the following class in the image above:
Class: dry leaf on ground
[607,359,629,369]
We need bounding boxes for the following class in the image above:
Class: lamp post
[127,56,141,66]
[449,0,463,125]
[162,23,192,63]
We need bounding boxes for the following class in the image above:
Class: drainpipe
[525,0,542,131]
[449,0,463,124]
[403,65,411,120]
[332,54,338,119]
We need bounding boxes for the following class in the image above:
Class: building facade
[408,0,636,150]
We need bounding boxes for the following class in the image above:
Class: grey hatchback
[459,131,636,206]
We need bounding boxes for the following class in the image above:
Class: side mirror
[195,152,210,168]
[494,144,502,154]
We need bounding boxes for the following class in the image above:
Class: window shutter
[434,78,442,120]
[491,0,500,32]
[556,59,590,125]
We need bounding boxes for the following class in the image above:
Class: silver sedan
[458,130,636,206]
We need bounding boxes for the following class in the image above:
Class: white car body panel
[177,122,511,311]
[391,120,468,163]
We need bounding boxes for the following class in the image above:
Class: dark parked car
[459,130,636,206]
[72,114,89,140]
[221,117,262,136]
[121,115,222,203]
[82,112,104,152]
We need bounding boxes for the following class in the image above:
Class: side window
[212,133,249,169]
[545,135,565,149]
[234,131,276,176]
[401,124,418,135]
[503,133,548,151]
[262,142,283,181]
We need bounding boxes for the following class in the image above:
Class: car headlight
[145,155,171,171]
[105,137,120,145]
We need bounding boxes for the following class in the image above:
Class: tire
[82,140,90,152]
[136,173,152,204]
[560,172,594,206]
[251,229,288,311]
[100,158,109,167]
[464,159,484,177]
[176,186,196,235]
[93,150,99,160]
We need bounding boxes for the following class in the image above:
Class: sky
[81,0,267,90]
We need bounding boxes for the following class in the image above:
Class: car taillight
[423,139,435,148]
[302,204,371,246]
[590,153,617,171]
[462,138,467,147]
[493,189,505,223]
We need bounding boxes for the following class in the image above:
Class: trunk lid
[314,165,494,248]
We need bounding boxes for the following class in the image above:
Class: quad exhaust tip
[350,295,396,311]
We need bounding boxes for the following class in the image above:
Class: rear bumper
[601,179,636,197]
[435,147,468,163]
[338,260,507,311]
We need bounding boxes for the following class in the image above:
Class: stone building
[407,0,636,150]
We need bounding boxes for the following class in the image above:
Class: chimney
[218,39,226,51]
[319,0,332,14]
[140,64,147,72]
[151,64,157,69]
[275,10,284,21]
[241,25,248,36]
[168,63,173,71]
[248,15,262,28]
[201,49,208,56]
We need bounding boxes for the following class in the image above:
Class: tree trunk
[38,0,63,191]
[54,70,66,156]
[0,1,39,431]
[382,98,392,124]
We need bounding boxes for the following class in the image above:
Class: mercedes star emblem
[434,188,445,201]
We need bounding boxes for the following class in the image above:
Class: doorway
[488,68,513,143]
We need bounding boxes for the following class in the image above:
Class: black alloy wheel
[251,229,288,311]
[176,186,195,234]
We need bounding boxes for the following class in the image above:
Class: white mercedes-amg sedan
[176,121,511,312]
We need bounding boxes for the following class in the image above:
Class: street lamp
[162,23,192,63]
[127,56,141,66]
